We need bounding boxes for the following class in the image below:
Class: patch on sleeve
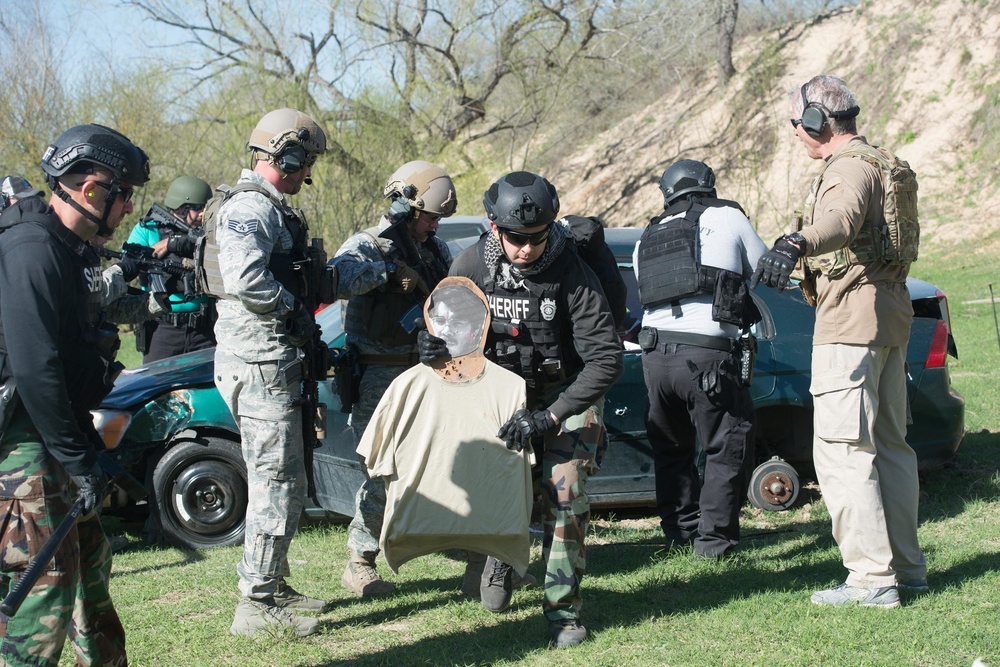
[228,219,259,234]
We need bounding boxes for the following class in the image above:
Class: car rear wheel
[152,436,247,549]
[747,457,800,511]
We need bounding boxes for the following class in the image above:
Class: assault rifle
[299,330,329,498]
[0,453,147,617]
[289,238,335,498]
[97,243,197,301]
[143,203,191,237]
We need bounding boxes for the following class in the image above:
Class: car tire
[747,457,800,511]
[152,436,248,549]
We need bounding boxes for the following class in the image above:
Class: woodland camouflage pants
[0,412,126,667]
[540,398,605,623]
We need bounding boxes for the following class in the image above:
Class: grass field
[78,241,1000,666]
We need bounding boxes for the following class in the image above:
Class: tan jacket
[798,136,912,347]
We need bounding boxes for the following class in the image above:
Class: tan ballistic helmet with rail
[383,160,458,217]
[247,108,328,159]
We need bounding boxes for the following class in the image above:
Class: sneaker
[341,561,396,599]
[480,557,513,612]
[230,598,319,637]
[461,552,488,598]
[898,578,930,593]
[810,583,900,608]
[273,581,332,612]
[549,619,588,648]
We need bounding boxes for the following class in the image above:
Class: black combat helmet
[658,159,716,208]
[39,124,150,236]
[40,124,150,189]
[483,171,560,230]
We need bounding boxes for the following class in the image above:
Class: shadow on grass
[918,429,1000,521]
[304,537,1000,667]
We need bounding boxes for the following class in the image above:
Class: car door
[311,302,368,517]
[591,261,776,509]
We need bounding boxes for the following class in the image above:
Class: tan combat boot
[341,558,396,598]
[229,598,319,637]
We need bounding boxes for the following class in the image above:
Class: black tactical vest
[474,239,582,394]
[343,227,450,347]
[637,198,752,326]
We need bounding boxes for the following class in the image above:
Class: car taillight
[935,290,953,332]
[925,319,949,369]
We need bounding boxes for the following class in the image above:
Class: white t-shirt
[634,202,768,337]
[357,361,532,574]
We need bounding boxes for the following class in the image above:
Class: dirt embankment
[554,0,1000,254]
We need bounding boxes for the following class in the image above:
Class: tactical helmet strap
[53,179,118,237]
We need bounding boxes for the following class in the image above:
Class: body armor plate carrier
[637,198,755,327]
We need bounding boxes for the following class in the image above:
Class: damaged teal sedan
[92,227,964,550]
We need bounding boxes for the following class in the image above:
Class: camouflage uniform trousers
[215,349,306,600]
[539,398,606,624]
[346,363,410,561]
[0,412,126,667]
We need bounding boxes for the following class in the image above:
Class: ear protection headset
[275,128,311,173]
[800,82,861,138]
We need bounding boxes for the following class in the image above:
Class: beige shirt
[798,136,913,347]
[357,361,532,575]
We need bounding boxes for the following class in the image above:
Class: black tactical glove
[386,260,426,295]
[387,197,413,226]
[116,256,143,282]
[417,329,449,363]
[285,302,317,348]
[750,234,804,293]
[166,234,196,257]
[687,359,724,398]
[497,408,555,452]
[72,463,109,514]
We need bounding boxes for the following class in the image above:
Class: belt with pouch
[638,327,735,352]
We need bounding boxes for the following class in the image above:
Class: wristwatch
[384,260,397,276]
[785,232,805,250]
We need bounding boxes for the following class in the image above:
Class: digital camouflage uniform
[212,169,305,601]
[331,219,451,562]
[101,263,166,324]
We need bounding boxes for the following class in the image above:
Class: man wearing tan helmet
[331,160,457,598]
[213,108,333,637]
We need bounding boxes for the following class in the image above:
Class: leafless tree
[120,1,657,154]
[717,0,739,85]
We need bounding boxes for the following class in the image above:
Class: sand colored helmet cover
[248,108,328,157]
[383,160,457,217]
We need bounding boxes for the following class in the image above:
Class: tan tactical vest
[803,143,919,278]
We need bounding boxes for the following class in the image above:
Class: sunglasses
[789,118,803,129]
[502,227,550,247]
[90,180,135,203]
[185,203,205,212]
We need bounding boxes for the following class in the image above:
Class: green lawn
[85,240,999,666]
